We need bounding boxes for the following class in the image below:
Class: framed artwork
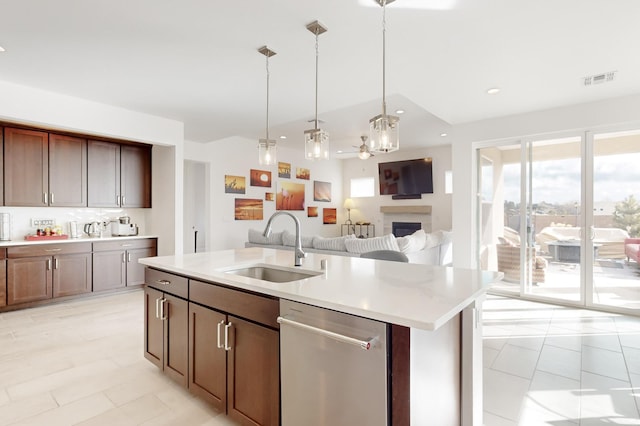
[296,167,310,180]
[224,175,245,194]
[313,181,331,202]
[323,208,337,224]
[278,162,291,178]
[250,169,272,187]
[234,198,263,220]
[308,206,318,217]
[276,181,305,211]
[265,192,274,201]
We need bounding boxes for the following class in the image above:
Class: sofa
[625,238,640,264]
[536,226,630,259]
[496,244,546,284]
[244,228,453,266]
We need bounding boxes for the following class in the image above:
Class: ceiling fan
[346,135,374,160]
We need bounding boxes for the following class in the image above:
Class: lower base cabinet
[94,239,157,292]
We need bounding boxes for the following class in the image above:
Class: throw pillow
[344,233,400,254]
[248,228,283,245]
[312,235,355,252]
[396,229,427,253]
[282,229,314,248]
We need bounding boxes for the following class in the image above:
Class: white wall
[451,93,640,268]
[0,79,185,255]
[341,145,453,234]
[184,137,344,250]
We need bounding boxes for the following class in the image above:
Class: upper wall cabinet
[0,128,3,206]
[88,141,151,208]
[4,128,88,207]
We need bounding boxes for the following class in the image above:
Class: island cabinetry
[4,128,87,207]
[7,243,92,305]
[88,141,151,208]
[144,268,189,387]
[189,279,280,426]
[0,249,6,307]
[93,238,157,292]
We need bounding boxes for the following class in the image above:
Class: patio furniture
[536,226,629,259]
[547,240,601,263]
[496,244,547,284]
[625,238,640,263]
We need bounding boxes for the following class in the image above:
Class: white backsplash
[0,206,149,241]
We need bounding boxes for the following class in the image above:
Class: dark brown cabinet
[7,243,92,305]
[189,279,280,426]
[4,128,87,207]
[144,269,189,387]
[0,249,7,307]
[88,141,151,208]
[93,238,157,292]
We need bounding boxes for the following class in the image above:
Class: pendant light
[369,0,399,153]
[304,21,330,161]
[258,46,277,165]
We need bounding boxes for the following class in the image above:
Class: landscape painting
[276,182,305,211]
[296,167,310,180]
[323,208,337,224]
[278,162,291,178]
[313,181,331,202]
[234,198,263,220]
[308,206,318,217]
[250,169,272,187]
[224,175,245,194]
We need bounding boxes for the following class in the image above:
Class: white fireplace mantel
[380,205,432,234]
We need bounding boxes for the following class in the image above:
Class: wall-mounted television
[378,157,433,196]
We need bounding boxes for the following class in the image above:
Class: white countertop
[139,247,502,331]
[0,235,157,247]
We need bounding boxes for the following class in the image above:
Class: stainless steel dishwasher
[279,299,389,426]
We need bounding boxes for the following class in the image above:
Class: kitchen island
[140,247,501,426]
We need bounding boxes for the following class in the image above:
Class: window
[350,177,374,197]
[445,170,453,194]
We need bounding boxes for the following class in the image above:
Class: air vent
[584,71,617,86]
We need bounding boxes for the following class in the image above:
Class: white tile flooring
[483,294,640,425]
[2,290,640,425]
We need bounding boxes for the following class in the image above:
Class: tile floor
[483,294,640,425]
[2,290,640,425]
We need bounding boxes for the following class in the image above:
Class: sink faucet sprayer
[263,212,306,267]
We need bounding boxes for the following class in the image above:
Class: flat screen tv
[378,157,433,196]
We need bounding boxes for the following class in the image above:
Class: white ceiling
[0,0,638,154]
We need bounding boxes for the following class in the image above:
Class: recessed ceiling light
[0,46,5,52]
[279,135,287,139]
[395,109,405,115]
[440,133,448,137]
[486,87,500,95]
[336,150,343,154]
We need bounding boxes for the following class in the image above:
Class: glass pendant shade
[369,113,399,153]
[304,128,329,160]
[258,138,277,165]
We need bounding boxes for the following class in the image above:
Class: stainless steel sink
[225,266,322,283]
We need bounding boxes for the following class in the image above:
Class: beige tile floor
[4,289,640,425]
[0,290,238,426]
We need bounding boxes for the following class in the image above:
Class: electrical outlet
[31,218,55,227]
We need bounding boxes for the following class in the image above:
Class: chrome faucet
[263,212,306,267]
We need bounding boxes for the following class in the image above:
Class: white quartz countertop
[139,247,502,331]
[0,235,158,247]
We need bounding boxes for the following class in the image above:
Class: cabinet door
[92,250,126,292]
[4,128,48,206]
[0,128,3,206]
[227,316,280,426]
[49,133,87,207]
[87,140,120,207]
[121,144,152,208]
[126,247,156,286]
[189,303,227,412]
[7,256,53,305]
[144,286,164,369]
[53,253,91,298]
[164,294,188,387]
[0,260,6,307]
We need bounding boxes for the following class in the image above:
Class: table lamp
[344,198,355,225]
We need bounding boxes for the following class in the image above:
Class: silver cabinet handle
[54,258,59,269]
[117,195,121,206]
[155,279,171,286]
[121,253,126,263]
[217,320,225,349]
[224,322,232,351]
[46,259,52,270]
[160,299,167,320]
[121,244,133,247]
[127,252,131,262]
[155,297,161,319]
[277,316,377,351]
[50,193,54,204]
[45,248,61,252]
[122,196,126,206]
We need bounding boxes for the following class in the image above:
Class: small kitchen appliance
[111,217,138,236]
[84,222,102,238]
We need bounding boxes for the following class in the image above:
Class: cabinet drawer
[190,280,279,329]
[93,238,157,252]
[8,242,92,258]
[145,268,188,299]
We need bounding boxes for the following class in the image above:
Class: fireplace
[392,222,422,237]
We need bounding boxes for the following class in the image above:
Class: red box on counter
[25,234,70,241]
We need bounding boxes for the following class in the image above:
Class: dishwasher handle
[277,316,376,351]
